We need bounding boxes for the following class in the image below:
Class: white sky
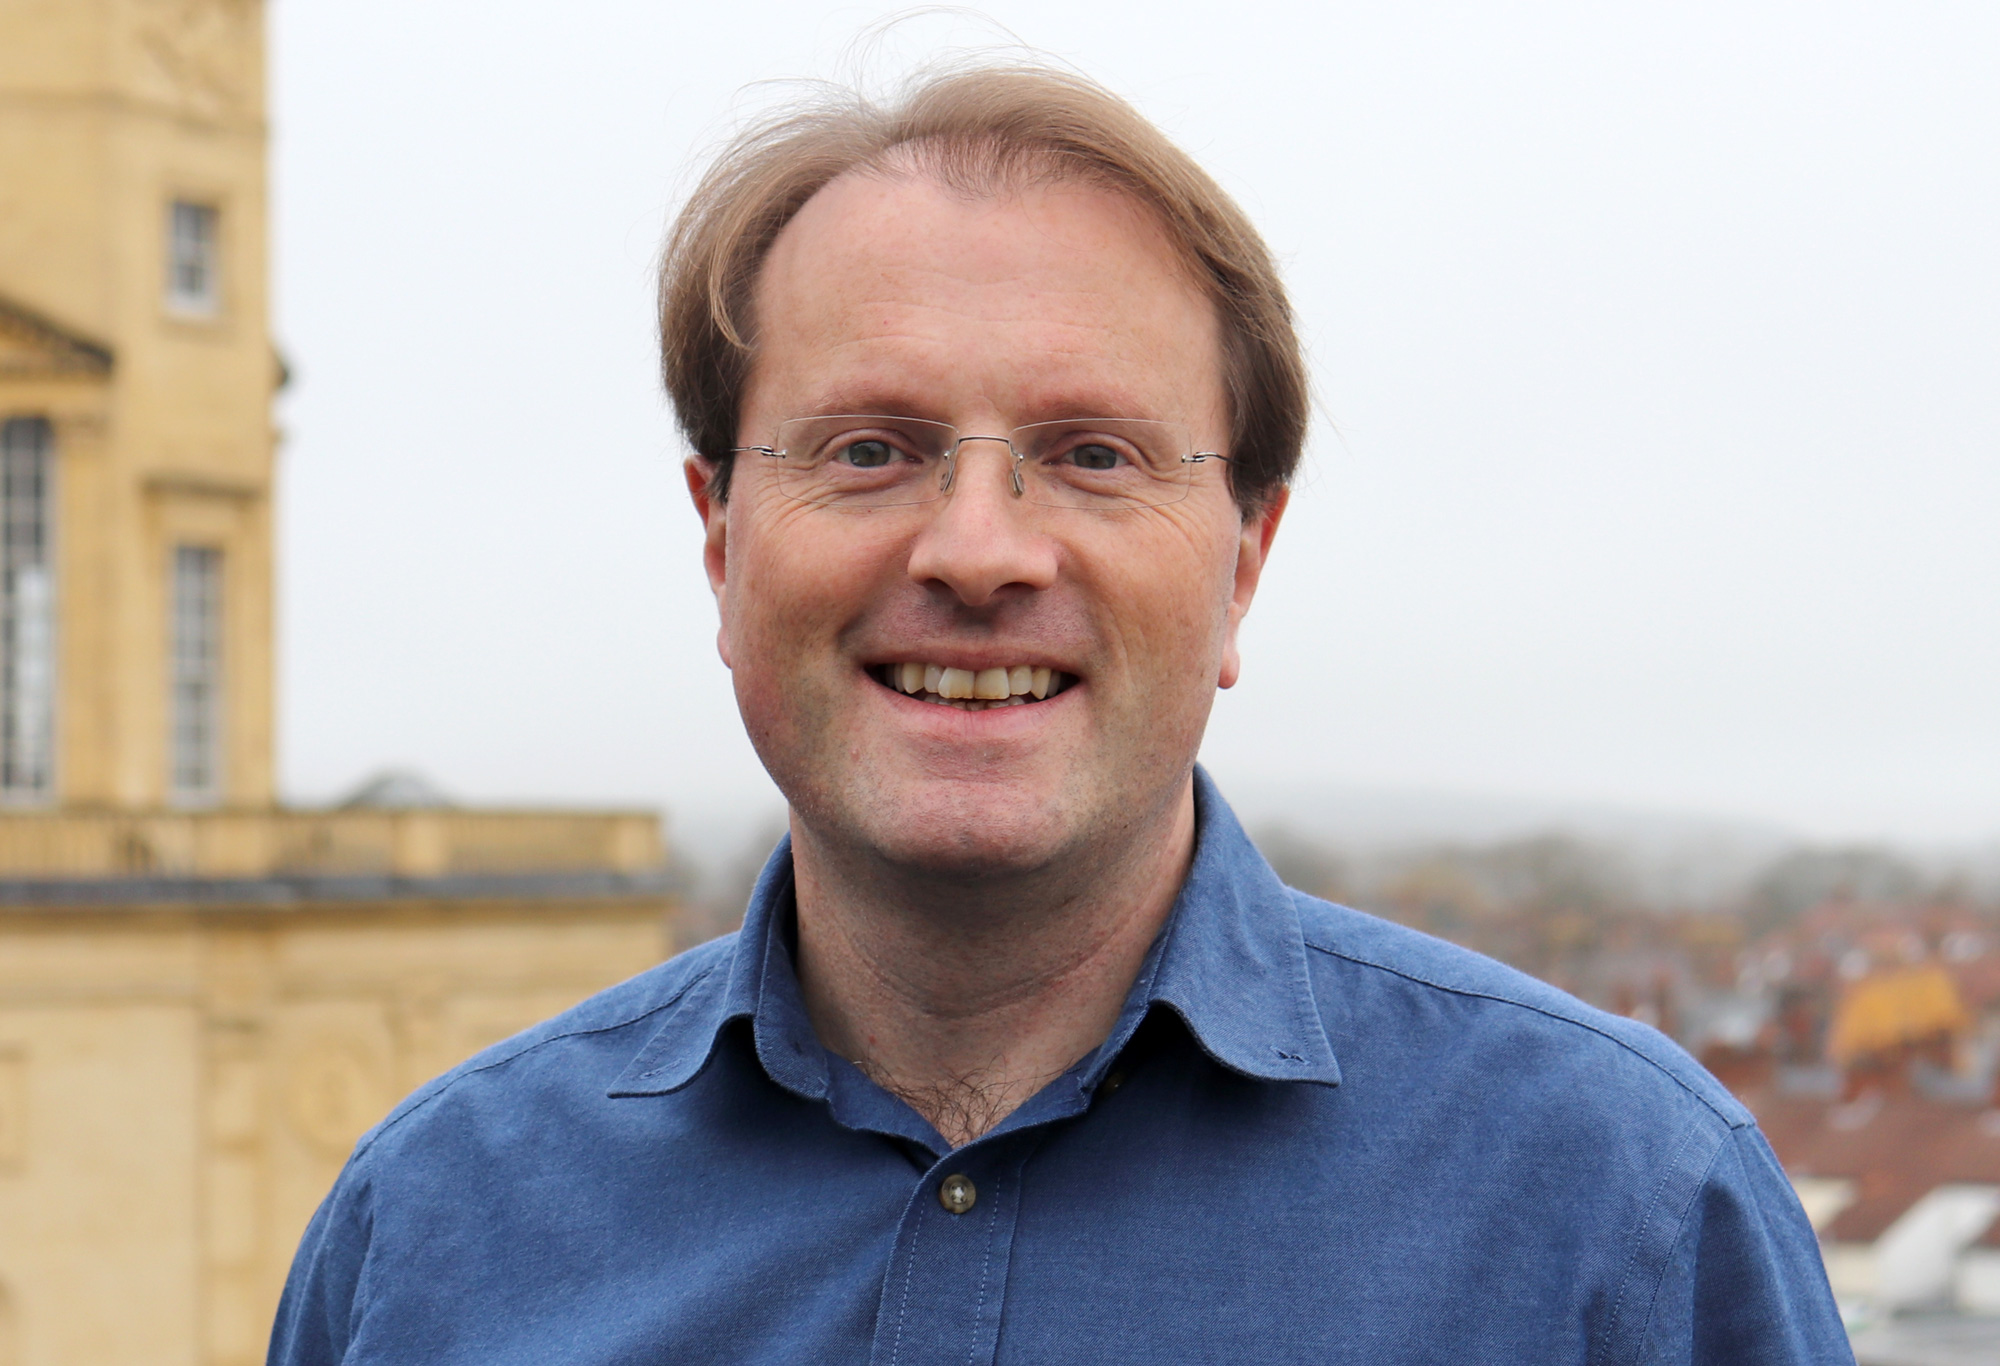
[269,2,2000,847]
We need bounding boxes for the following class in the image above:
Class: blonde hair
[659,63,1307,511]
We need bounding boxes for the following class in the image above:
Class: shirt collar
[1139,766,1342,1086]
[608,765,1340,1101]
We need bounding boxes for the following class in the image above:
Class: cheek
[722,498,904,702]
[1090,518,1239,687]
[723,551,850,764]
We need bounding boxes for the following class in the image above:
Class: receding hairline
[739,162,1231,450]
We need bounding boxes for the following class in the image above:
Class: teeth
[881,662,1070,708]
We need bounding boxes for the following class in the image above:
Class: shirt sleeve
[1638,1123,1854,1366]
[266,1162,373,1366]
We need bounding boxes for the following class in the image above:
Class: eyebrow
[796,389,948,424]
[792,386,1172,428]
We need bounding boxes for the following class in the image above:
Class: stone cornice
[0,295,114,379]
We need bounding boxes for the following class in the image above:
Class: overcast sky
[269,2,1999,849]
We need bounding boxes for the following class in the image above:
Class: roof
[1740,1084,2000,1242]
[1828,965,1972,1063]
[0,295,113,378]
[338,768,455,810]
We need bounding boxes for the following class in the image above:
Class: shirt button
[938,1173,977,1215]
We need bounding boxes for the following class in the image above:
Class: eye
[834,438,896,468]
[1063,442,1126,471]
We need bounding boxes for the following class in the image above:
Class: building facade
[0,4,676,1362]
[0,0,277,811]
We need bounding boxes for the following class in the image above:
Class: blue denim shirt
[270,770,1850,1364]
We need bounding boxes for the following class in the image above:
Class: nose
[905,439,1058,607]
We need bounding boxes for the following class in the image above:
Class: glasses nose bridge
[941,432,1025,498]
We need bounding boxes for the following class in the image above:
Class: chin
[826,771,1083,881]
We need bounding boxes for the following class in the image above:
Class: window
[0,418,53,800]
[170,545,222,803]
[166,199,219,314]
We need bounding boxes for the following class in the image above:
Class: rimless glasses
[731,415,1228,511]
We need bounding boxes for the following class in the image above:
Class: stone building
[0,3,675,1362]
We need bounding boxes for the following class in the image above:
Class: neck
[790,778,1197,1149]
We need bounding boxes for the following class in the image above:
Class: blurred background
[0,1,1995,1362]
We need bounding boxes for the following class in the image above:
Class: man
[271,65,1850,1363]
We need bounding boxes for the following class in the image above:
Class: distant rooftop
[338,768,455,810]
[1743,1086,2000,1245]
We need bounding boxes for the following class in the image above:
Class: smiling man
[270,65,1849,1364]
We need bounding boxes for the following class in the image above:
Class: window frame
[0,417,56,805]
[168,543,224,806]
[164,197,222,317]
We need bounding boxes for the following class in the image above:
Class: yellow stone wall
[0,0,277,809]
[0,898,671,1366]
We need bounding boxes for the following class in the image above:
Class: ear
[685,456,733,669]
[1217,486,1288,690]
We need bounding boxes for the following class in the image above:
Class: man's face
[691,170,1283,879]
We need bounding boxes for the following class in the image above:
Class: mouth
[869,661,1077,711]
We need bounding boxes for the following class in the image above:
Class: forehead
[742,170,1224,427]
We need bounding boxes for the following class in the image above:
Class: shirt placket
[869,1138,1033,1366]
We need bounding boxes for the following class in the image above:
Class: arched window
[0,417,54,800]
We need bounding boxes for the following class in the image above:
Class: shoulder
[349,932,738,1164]
[1290,891,1751,1131]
